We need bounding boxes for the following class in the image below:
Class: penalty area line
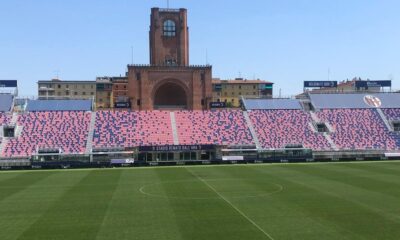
[185,167,275,240]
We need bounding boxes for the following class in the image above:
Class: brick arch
[151,79,192,109]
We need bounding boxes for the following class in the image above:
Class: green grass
[1,161,400,240]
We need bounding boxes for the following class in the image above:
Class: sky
[0,0,399,97]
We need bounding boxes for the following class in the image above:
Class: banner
[304,81,337,88]
[355,80,391,88]
[139,145,215,152]
[114,102,131,108]
[209,102,226,108]
[0,80,17,88]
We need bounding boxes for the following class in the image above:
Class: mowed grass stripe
[17,170,122,240]
[302,164,400,204]
[0,171,89,240]
[0,171,54,202]
[200,165,350,240]
[186,167,275,240]
[345,161,400,177]
[154,167,269,240]
[95,169,187,240]
[263,165,400,239]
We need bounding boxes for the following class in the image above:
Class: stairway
[0,138,7,158]
[324,133,339,151]
[170,112,180,145]
[243,111,261,149]
[309,111,337,150]
[10,112,18,125]
[376,108,392,131]
[85,112,97,154]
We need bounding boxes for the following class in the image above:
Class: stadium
[1,4,400,240]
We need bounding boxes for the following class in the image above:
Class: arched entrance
[153,81,188,110]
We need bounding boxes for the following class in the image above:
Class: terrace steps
[243,111,261,149]
[376,108,393,131]
[85,111,97,154]
[170,112,180,145]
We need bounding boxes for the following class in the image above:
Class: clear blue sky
[1,0,399,97]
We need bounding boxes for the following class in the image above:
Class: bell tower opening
[153,82,187,110]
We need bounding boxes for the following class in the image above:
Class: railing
[159,8,180,12]
[128,64,212,68]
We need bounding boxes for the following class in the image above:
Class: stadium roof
[0,94,14,112]
[243,98,302,110]
[26,99,92,111]
[309,93,400,109]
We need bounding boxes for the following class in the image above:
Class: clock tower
[149,8,189,66]
[127,7,212,111]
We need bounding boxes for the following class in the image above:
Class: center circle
[139,179,283,200]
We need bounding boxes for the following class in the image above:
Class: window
[82,92,86,95]
[136,72,141,80]
[163,20,176,37]
[74,92,77,96]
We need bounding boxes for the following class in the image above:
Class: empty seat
[2,111,91,157]
[93,110,174,148]
[249,110,331,150]
[316,109,397,150]
[175,110,254,145]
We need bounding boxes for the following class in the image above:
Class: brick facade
[127,8,213,110]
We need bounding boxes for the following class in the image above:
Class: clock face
[163,20,176,37]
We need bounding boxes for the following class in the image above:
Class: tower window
[163,20,176,37]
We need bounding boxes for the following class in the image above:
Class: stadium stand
[382,108,400,121]
[2,111,91,157]
[0,113,10,125]
[248,110,331,150]
[93,111,174,148]
[0,94,14,112]
[316,109,397,150]
[174,110,254,145]
[26,100,92,111]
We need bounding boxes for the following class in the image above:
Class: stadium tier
[175,110,254,145]
[0,113,10,125]
[3,93,400,159]
[316,109,397,150]
[382,108,400,121]
[93,110,174,148]
[249,110,331,150]
[2,111,91,157]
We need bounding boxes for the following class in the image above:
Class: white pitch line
[186,167,275,240]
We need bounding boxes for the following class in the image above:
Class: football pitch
[1,162,400,240]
